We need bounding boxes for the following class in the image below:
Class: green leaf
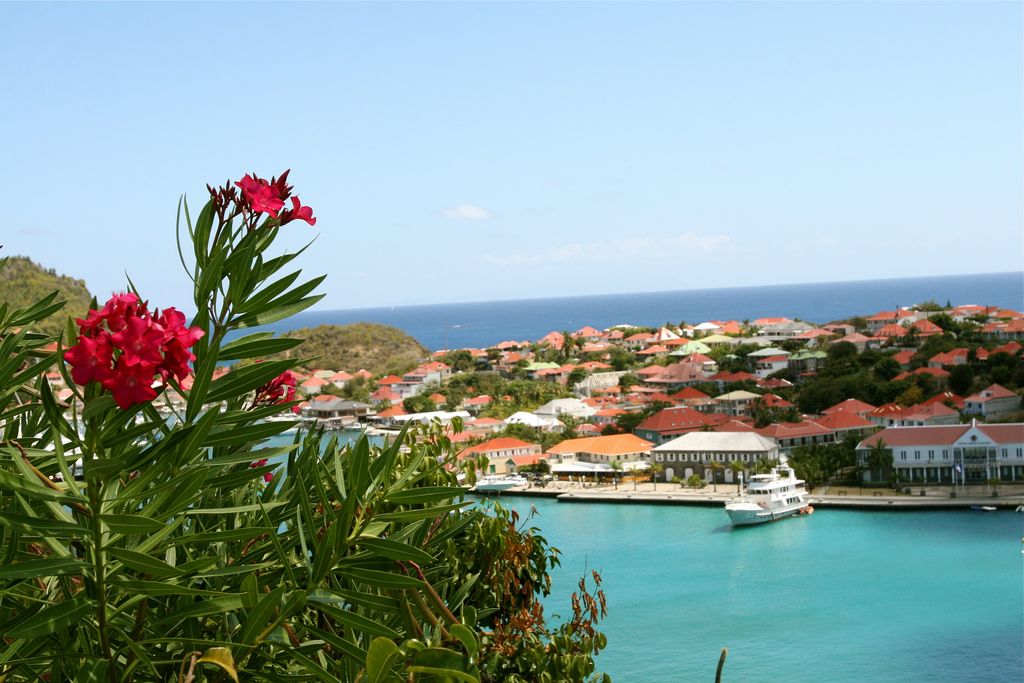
[0,511,83,537]
[314,602,401,639]
[384,486,469,505]
[449,624,479,656]
[219,334,303,361]
[81,394,116,420]
[0,467,82,504]
[408,647,479,682]
[365,637,401,683]
[102,514,166,535]
[357,537,434,564]
[342,567,423,589]
[204,359,294,404]
[235,293,325,329]
[374,503,468,523]
[0,557,86,580]
[6,596,95,638]
[202,420,293,447]
[107,547,182,577]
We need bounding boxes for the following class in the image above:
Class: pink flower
[64,293,204,409]
[280,196,316,226]
[102,357,159,409]
[110,316,164,366]
[64,333,114,386]
[235,174,285,217]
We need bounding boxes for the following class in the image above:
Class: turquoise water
[495,498,1023,683]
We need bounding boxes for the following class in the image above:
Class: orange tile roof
[546,433,653,456]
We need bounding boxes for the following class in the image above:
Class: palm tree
[866,439,892,484]
[729,460,745,493]
[650,462,664,491]
[708,460,723,492]
[610,461,622,490]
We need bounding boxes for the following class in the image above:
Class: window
[655,453,663,462]
[900,453,907,461]
[928,450,934,460]
[914,450,921,460]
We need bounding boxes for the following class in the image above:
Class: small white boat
[725,466,811,526]
[472,474,528,493]
[971,505,997,512]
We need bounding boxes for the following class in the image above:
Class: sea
[261,272,1023,351]
[497,497,1024,683]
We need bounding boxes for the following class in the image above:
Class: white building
[857,421,1024,484]
[652,431,780,483]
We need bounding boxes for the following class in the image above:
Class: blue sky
[4,2,1021,312]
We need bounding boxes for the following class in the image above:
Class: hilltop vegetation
[0,255,92,336]
[270,323,428,376]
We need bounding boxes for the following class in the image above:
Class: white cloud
[483,232,733,266]
[442,203,491,221]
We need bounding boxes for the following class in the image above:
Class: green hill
[0,256,92,336]
[272,323,429,377]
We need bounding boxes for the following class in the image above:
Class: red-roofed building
[299,376,329,395]
[757,421,834,451]
[857,421,1024,483]
[991,341,1022,356]
[370,387,402,405]
[643,362,708,390]
[893,367,950,383]
[874,323,910,340]
[823,398,877,417]
[817,410,878,439]
[757,393,794,409]
[634,406,714,444]
[921,392,965,410]
[868,403,905,427]
[891,350,915,368]
[538,331,565,350]
[910,319,943,337]
[573,326,604,341]
[928,349,970,368]
[459,438,544,475]
[593,407,627,425]
[963,384,1021,420]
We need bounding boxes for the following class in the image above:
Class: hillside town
[44,301,1024,492]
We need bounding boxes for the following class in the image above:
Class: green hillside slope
[0,256,92,336]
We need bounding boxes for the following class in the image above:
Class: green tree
[707,460,723,492]
[948,364,975,396]
[610,460,622,490]
[650,461,664,490]
[403,392,437,413]
[729,460,745,493]
[866,439,893,484]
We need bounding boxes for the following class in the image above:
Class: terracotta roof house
[634,406,713,444]
[928,349,970,368]
[816,410,877,438]
[891,350,915,368]
[963,384,1021,420]
[757,420,834,451]
[823,398,877,417]
[910,319,943,337]
[896,401,960,426]
[643,362,708,390]
[546,434,654,465]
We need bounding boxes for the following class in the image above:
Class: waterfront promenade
[487,480,1024,511]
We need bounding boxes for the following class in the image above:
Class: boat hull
[726,502,805,526]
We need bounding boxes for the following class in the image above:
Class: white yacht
[472,474,528,493]
[725,466,812,526]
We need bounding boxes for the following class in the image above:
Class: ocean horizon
[261,271,1024,351]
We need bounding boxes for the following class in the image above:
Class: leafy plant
[0,172,609,682]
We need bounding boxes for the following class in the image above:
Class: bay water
[494,497,1023,682]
